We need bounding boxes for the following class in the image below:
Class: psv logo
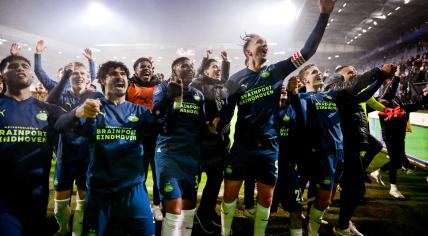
[36,111,48,121]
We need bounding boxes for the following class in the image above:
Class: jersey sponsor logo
[315,101,337,111]
[96,127,137,141]
[36,111,48,121]
[0,108,5,117]
[127,114,139,122]
[240,85,274,104]
[0,126,48,143]
[164,182,174,193]
[261,71,270,79]
[179,102,200,115]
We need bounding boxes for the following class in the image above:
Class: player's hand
[287,76,299,95]
[206,49,213,59]
[64,63,75,73]
[422,86,428,96]
[75,99,101,119]
[381,64,398,77]
[167,79,183,99]
[220,51,228,61]
[83,48,93,60]
[10,43,21,56]
[319,0,337,14]
[36,40,46,53]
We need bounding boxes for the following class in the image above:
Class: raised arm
[46,63,74,108]
[34,40,58,92]
[273,0,336,78]
[220,51,230,83]
[197,49,212,77]
[83,48,96,82]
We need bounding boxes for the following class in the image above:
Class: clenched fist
[75,99,102,119]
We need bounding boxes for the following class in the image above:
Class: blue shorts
[225,142,279,186]
[155,151,199,202]
[82,182,154,236]
[310,149,344,191]
[54,136,90,191]
[276,162,303,212]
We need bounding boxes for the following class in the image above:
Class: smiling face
[135,60,153,82]
[104,67,129,98]
[245,35,268,66]
[71,66,89,92]
[204,60,221,80]
[303,65,323,91]
[173,59,195,86]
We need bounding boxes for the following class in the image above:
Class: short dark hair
[0,55,31,74]
[97,61,130,92]
[298,64,315,78]
[171,57,190,71]
[202,58,219,73]
[335,65,351,73]
[133,57,152,71]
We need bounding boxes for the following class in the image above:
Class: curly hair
[97,61,130,92]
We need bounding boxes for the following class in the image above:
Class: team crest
[283,115,290,122]
[193,94,201,102]
[164,182,174,193]
[323,178,331,185]
[128,114,139,122]
[261,71,270,78]
[36,111,48,121]
[225,165,233,174]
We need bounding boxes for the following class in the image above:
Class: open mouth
[114,82,126,89]
[17,72,27,77]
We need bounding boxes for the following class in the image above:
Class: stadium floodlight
[343,3,347,7]
[395,7,401,11]
[387,12,392,16]
[338,9,342,13]
[257,0,298,26]
[404,0,410,4]
[328,57,332,60]
[363,29,367,33]
[335,55,340,58]
[82,1,113,25]
[373,21,378,25]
